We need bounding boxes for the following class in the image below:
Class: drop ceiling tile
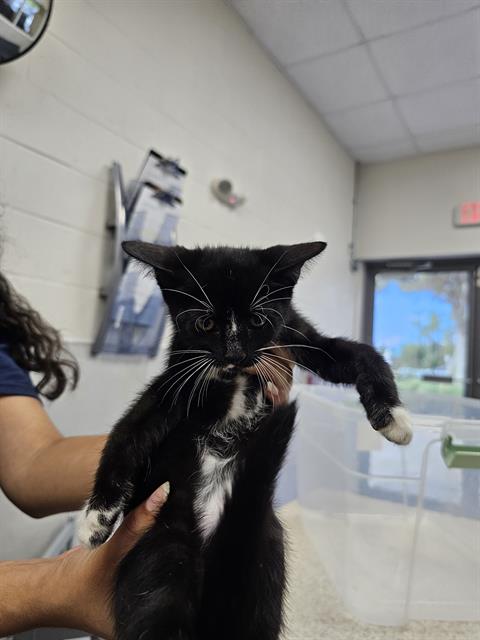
[231,0,360,65]
[398,79,480,135]
[324,100,409,149]
[346,0,480,39]
[352,139,417,164]
[416,124,480,153]
[288,44,387,113]
[371,10,480,95]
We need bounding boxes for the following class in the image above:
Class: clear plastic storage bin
[295,384,480,626]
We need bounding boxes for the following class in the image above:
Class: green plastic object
[442,435,480,470]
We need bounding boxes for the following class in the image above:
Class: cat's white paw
[379,406,413,445]
[77,503,121,549]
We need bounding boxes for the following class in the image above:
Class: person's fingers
[266,381,279,402]
[264,348,293,405]
[266,380,291,405]
[106,482,170,556]
[243,346,294,403]
[146,482,170,514]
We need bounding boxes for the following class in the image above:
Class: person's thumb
[109,482,170,555]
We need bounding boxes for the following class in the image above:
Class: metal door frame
[363,256,480,399]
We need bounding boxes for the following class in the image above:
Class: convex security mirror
[0,0,52,64]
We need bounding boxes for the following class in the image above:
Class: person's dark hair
[0,272,79,400]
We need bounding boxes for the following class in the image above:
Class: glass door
[364,260,480,399]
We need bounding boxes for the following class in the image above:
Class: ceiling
[231,0,480,163]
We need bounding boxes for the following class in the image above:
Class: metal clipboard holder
[91,162,128,356]
[91,152,186,357]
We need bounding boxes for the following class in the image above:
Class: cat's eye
[250,314,266,327]
[197,316,215,332]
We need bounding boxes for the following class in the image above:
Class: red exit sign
[454,201,480,227]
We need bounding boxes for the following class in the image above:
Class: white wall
[0,0,355,558]
[355,146,480,260]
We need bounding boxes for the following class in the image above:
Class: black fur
[82,241,404,640]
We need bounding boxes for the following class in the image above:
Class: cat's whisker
[172,359,212,409]
[260,353,294,380]
[260,351,321,381]
[194,312,212,332]
[254,360,271,397]
[253,362,265,396]
[254,311,274,330]
[174,308,207,327]
[202,364,216,403]
[252,362,268,402]
[250,249,289,307]
[160,357,209,401]
[159,355,209,383]
[166,358,209,408]
[189,360,215,415]
[202,364,218,406]
[174,252,214,310]
[281,324,311,342]
[258,343,336,362]
[260,361,293,400]
[257,306,285,323]
[162,288,212,310]
[256,357,288,408]
[252,285,294,307]
[256,357,280,397]
[258,356,291,395]
[197,363,212,407]
[159,355,209,380]
[160,349,210,369]
[169,349,210,355]
[253,296,291,306]
[187,361,212,417]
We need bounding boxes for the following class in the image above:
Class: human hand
[50,483,170,638]
[245,347,294,405]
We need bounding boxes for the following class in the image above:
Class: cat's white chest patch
[194,449,236,540]
[194,375,263,541]
[227,375,247,420]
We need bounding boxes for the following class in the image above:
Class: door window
[365,261,479,398]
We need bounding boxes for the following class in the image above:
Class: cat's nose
[224,350,247,366]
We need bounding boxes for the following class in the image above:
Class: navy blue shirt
[0,343,39,399]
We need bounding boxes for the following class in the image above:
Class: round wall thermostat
[211,179,245,209]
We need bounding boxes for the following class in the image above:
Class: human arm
[0,482,169,638]
[0,396,106,517]
[0,369,289,524]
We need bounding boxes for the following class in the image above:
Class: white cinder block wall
[0,0,355,558]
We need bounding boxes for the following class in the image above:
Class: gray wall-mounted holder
[91,151,187,357]
[91,162,127,356]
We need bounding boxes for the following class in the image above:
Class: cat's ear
[122,240,188,288]
[263,241,327,280]
[122,241,175,272]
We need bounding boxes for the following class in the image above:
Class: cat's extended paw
[378,406,413,445]
[77,502,122,549]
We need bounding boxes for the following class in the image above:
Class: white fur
[77,503,121,548]
[227,375,247,421]
[194,377,264,541]
[380,406,413,445]
[225,312,242,359]
[194,450,236,540]
[229,315,238,336]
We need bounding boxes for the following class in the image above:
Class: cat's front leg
[78,384,169,548]
[282,312,412,445]
[77,433,135,548]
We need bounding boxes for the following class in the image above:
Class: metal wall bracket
[91,162,127,355]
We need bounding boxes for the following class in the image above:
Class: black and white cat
[79,241,412,640]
